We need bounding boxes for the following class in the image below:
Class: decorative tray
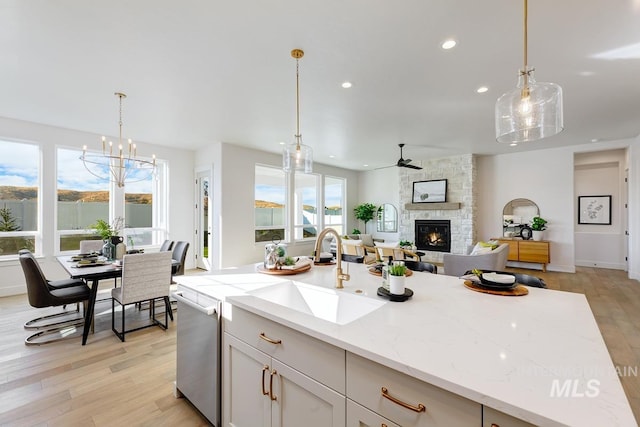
[377,287,413,302]
[464,280,528,296]
[368,266,413,277]
[256,264,312,275]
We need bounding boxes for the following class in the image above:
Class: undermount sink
[247,280,386,325]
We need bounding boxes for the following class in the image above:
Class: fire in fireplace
[415,220,451,253]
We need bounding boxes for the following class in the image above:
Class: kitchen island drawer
[225,306,345,393]
[346,352,480,427]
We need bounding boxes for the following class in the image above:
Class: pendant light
[283,49,313,173]
[495,0,563,144]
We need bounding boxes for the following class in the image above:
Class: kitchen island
[175,262,636,426]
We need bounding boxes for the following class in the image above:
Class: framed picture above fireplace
[412,179,447,203]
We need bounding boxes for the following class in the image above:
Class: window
[57,147,110,251]
[324,176,345,235]
[56,147,167,252]
[293,172,318,240]
[255,165,286,242]
[0,140,40,256]
[125,172,154,247]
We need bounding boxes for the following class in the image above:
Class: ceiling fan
[376,144,423,170]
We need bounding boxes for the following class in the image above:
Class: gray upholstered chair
[19,254,91,345]
[159,240,174,252]
[442,243,509,277]
[79,239,103,254]
[111,251,173,342]
[171,241,190,276]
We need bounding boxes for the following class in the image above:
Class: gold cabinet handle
[382,424,388,427]
[269,369,278,401]
[259,332,282,345]
[261,365,269,396]
[381,387,426,413]
[491,424,500,427]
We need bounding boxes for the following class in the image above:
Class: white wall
[358,167,400,240]
[477,139,640,274]
[196,143,361,269]
[0,117,195,297]
[574,149,626,269]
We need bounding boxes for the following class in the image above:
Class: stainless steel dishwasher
[172,286,221,426]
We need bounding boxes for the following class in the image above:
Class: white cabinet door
[347,399,400,427]
[483,407,536,427]
[272,359,346,427]
[224,333,272,427]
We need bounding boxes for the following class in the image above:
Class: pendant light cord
[295,57,300,145]
[523,0,528,71]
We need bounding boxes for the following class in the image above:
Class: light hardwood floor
[0,267,639,425]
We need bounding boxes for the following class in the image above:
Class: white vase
[389,274,405,295]
[532,230,544,241]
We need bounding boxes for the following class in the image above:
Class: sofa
[442,243,510,277]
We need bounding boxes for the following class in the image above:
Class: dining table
[56,255,122,345]
[56,254,180,345]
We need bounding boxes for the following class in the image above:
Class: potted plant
[530,216,548,241]
[354,203,378,234]
[399,240,413,250]
[387,262,407,295]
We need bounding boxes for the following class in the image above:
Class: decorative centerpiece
[388,261,407,295]
[90,217,124,260]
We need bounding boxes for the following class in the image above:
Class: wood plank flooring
[1,267,639,425]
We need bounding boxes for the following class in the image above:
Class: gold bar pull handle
[381,387,426,413]
[270,370,278,401]
[259,332,282,345]
[261,365,269,396]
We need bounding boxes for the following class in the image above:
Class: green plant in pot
[354,203,378,234]
[530,216,548,241]
[388,263,407,276]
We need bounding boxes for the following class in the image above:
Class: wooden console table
[494,238,550,272]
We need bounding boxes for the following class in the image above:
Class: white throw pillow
[374,241,400,249]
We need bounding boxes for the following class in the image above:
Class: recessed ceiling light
[476,86,488,93]
[363,164,369,167]
[329,155,335,158]
[441,39,457,50]
[341,82,352,89]
[591,138,599,143]
[278,141,285,145]
[510,143,518,147]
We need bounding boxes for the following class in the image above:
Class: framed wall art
[412,179,447,203]
[578,195,611,225]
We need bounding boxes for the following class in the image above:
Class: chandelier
[283,49,313,173]
[81,92,156,188]
[495,0,563,144]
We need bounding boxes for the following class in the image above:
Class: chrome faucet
[314,227,350,289]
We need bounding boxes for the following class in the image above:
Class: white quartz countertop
[175,263,637,426]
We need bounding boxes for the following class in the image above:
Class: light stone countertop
[174,262,637,427]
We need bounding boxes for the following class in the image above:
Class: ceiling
[1,0,640,171]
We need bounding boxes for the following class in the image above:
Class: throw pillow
[470,240,499,255]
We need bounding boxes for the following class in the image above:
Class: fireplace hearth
[415,220,451,253]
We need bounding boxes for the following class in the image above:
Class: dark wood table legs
[82,278,101,345]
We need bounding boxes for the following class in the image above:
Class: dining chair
[160,240,174,252]
[111,251,173,342]
[79,239,104,254]
[19,254,91,345]
[171,241,190,276]
[79,239,119,291]
[404,260,438,274]
[18,250,87,329]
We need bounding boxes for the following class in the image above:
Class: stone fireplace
[398,154,477,263]
[415,220,451,253]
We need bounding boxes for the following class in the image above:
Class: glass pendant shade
[496,67,563,144]
[283,141,313,173]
